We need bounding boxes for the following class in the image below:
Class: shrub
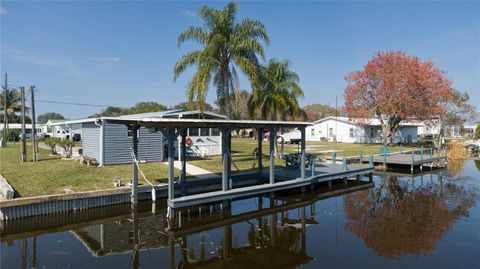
[58,139,75,158]
[6,129,20,142]
[44,137,60,155]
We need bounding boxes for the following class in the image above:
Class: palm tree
[174,2,269,119]
[248,59,304,121]
[0,88,22,123]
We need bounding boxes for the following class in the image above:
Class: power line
[36,100,125,108]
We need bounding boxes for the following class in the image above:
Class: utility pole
[2,72,7,148]
[21,87,27,162]
[30,86,37,162]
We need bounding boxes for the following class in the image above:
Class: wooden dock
[167,163,374,209]
[358,147,448,172]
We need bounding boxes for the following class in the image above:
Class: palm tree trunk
[223,68,232,119]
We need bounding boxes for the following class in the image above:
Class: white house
[303,116,420,143]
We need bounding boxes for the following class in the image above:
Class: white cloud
[0,6,8,15]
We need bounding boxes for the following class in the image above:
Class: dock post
[383,152,387,170]
[221,128,231,191]
[300,127,306,179]
[356,174,360,182]
[343,157,347,171]
[437,146,441,167]
[359,149,363,163]
[257,128,263,180]
[269,128,276,184]
[420,145,424,171]
[131,124,139,204]
[411,150,414,173]
[332,152,336,164]
[180,128,187,195]
[167,128,177,201]
[310,157,315,177]
[369,154,373,167]
[368,172,373,183]
[400,144,403,154]
[430,148,433,168]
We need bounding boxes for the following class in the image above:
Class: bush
[44,137,60,155]
[6,129,20,142]
[58,139,75,158]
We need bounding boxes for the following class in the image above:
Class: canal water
[1,160,479,268]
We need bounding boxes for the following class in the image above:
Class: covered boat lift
[103,117,374,219]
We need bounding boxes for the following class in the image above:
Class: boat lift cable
[130,147,156,187]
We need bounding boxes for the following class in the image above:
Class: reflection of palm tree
[344,176,478,258]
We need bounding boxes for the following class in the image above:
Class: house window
[311,128,315,136]
[127,125,140,138]
[328,128,333,138]
[370,128,375,138]
[349,128,354,138]
[200,128,210,136]
[188,128,199,136]
[211,128,220,136]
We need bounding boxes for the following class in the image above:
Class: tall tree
[0,88,21,123]
[174,2,270,119]
[129,102,168,114]
[439,89,478,138]
[38,112,65,124]
[303,104,342,121]
[344,51,451,145]
[248,59,304,121]
[232,89,251,120]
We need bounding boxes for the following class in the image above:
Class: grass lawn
[190,138,419,172]
[0,143,177,197]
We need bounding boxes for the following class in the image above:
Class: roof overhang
[102,117,312,129]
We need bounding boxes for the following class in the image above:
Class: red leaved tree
[344,51,452,145]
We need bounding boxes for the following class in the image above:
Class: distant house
[52,110,225,166]
[464,123,479,138]
[304,116,420,143]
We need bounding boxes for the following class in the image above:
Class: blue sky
[1,1,479,119]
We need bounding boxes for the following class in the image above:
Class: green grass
[190,138,419,172]
[0,143,177,197]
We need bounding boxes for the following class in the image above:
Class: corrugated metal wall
[82,122,101,161]
[103,123,164,165]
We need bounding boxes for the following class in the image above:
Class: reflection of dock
[168,182,373,237]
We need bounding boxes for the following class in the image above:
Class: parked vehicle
[277,130,301,144]
[72,133,81,142]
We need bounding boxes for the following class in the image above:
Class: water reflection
[344,172,478,259]
[2,163,480,268]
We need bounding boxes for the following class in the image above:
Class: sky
[1,1,479,119]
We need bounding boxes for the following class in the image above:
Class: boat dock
[352,146,448,172]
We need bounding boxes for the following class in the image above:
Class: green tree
[303,104,342,121]
[248,59,304,121]
[172,101,217,112]
[89,106,129,117]
[38,112,65,124]
[174,2,270,119]
[0,88,22,123]
[129,102,168,114]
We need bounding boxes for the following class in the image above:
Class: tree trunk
[380,115,401,146]
[223,68,232,120]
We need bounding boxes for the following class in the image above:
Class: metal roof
[102,117,312,129]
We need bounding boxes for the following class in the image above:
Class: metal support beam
[257,128,263,178]
[269,128,275,184]
[180,128,187,193]
[300,127,306,179]
[221,128,231,191]
[131,124,140,204]
[158,127,180,211]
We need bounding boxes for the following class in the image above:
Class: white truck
[44,128,70,140]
